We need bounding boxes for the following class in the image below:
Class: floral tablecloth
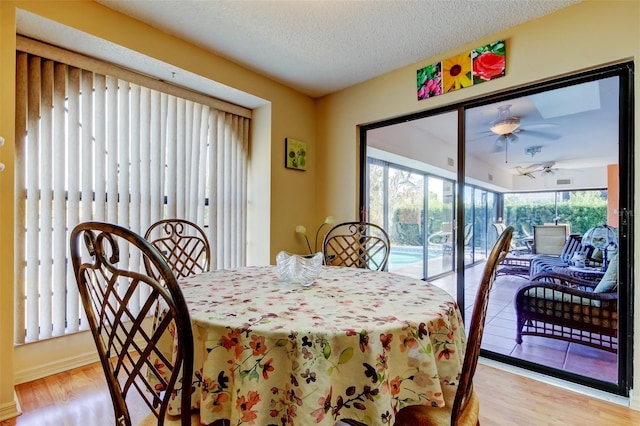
[158,265,466,425]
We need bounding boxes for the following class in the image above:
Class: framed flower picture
[472,40,506,85]
[417,39,505,100]
[285,138,307,171]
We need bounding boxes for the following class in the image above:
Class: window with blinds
[14,44,250,344]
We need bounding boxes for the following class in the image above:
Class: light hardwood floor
[2,361,638,426]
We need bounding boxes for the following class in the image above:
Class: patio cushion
[594,254,618,293]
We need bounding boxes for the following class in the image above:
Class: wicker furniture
[550,265,604,284]
[70,222,197,426]
[514,270,618,353]
[145,218,211,280]
[496,253,535,278]
[322,221,390,270]
[529,234,594,277]
[394,226,514,426]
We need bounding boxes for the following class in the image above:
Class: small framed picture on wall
[285,138,307,171]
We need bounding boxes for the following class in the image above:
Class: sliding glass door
[362,63,633,396]
[463,68,630,395]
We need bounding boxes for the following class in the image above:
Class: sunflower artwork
[417,39,506,101]
[442,52,472,93]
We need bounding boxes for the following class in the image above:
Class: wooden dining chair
[322,221,391,271]
[70,221,198,426]
[394,226,514,426]
[144,218,211,280]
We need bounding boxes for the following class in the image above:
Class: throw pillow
[593,254,618,293]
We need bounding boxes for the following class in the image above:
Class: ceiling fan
[515,162,559,179]
[475,104,560,150]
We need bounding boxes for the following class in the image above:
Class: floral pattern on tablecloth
[153,265,466,425]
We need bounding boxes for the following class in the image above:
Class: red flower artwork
[472,40,506,84]
[473,52,505,81]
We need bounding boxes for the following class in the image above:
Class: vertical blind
[14,50,250,344]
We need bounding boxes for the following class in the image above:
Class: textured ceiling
[96,0,580,98]
[19,0,611,189]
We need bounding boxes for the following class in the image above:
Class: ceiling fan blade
[515,167,537,179]
[522,123,559,129]
[466,131,494,142]
[515,165,538,178]
[523,163,543,172]
[517,129,561,140]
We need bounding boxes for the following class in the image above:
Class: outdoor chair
[493,222,529,253]
[427,221,453,251]
[462,223,474,255]
[532,224,568,255]
[322,221,390,271]
[515,254,618,353]
[70,222,198,426]
[393,226,514,426]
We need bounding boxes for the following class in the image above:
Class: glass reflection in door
[366,158,455,282]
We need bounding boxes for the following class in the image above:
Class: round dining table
[155,265,466,425]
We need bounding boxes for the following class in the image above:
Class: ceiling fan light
[490,118,521,135]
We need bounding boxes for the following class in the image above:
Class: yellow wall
[1,0,640,419]
[316,0,640,409]
[0,0,318,418]
[0,1,17,420]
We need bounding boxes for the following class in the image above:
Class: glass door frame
[359,61,634,396]
[365,157,456,281]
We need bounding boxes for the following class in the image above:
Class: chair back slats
[145,219,211,280]
[322,222,390,271]
[560,234,583,262]
[70,222,194,426]
[451,226,513,424]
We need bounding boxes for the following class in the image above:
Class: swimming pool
[387,247,442,268]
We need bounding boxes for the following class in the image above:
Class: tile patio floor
[428,262,619,385]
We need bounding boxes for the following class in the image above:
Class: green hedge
[504,199,607,236]
[392,205,452,245]
[392,195,607,245]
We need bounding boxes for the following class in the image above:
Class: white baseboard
[0,394,21,422]
[14,319,152,384]
[629,389,640,411]
[15,350,99,385]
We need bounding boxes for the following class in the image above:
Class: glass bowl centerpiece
[276,251,323,287]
